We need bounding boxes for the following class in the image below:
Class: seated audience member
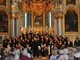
[5,54,15,60]
[68,48,74,60]
[20,48,31,60]
[50,50,58,60]
[74,52,80,60]
[58,48,68,60]
[74,46,80,60]
[22,47,31,57]
[14,47,20,60]
[58,50,64,60]
[20,55,31,60]
[63,48,69,60]
[4,44,11,55]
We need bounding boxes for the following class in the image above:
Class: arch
[63,5,79,14]
[0,5,10,14]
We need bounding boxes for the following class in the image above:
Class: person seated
[63,48,69,60]
[20,48,31,60]
[58,50,64,60]
[4,44,11,55]
[58,48,68,60]
[74,47,80,60]
[14,48,20,60]
[20,55,31,60]
[74,52,80,60]
[50,50,58,60]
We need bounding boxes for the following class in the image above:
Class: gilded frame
[62,0,78,9]
[0,8,10,35]
[63,7,80,35]
[66,0,76,5]
[31,12,44,33]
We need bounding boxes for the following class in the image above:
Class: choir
[0,32,80,60]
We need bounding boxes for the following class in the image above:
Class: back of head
[59,50,64,55]
[52,50,57,55]
[63,48,68,55]
[76,46,80,52]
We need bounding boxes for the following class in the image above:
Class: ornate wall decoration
[0,0,6,5]
[33,12,43,27]
[22,2,30,12]
[31,3,45,15]
[33,0,42,2]
[21,1,53,15]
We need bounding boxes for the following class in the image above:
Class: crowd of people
[0,32,80,60]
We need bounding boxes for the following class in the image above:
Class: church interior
[0,0,80,60]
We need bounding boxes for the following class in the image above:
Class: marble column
[12,0,18,36]
[49,12,52,28]
[16,19,19,36]
[58,17,62,35]
[54,18,58,35]
[10,19,13,37]
[12,13,15,37]
[24,12,28,28]
[31,12,33,32]
[43,12,46,28]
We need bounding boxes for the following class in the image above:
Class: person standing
[0,43,5,59]
[74,37,80,47]
[33,37,39,57]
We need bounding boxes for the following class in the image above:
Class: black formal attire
[74,40,80,47]
[33,40,39,57]
[66,41,73,47]
[0,47,5,59]
[3,39,9,48]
